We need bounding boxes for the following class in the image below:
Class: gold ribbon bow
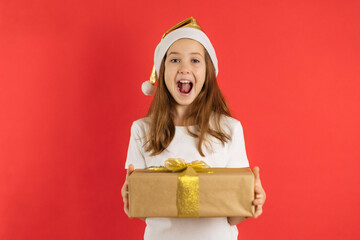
[148,158,209,217]
[147,158,209,172]
[164,158,209,172]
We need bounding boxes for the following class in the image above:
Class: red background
[1,0,359,239]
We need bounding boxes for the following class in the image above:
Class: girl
[121,17,266,240]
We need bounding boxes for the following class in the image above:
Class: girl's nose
[178,63,190,74]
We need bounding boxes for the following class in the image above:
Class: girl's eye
[192,59,200,63]
[170,59,180,63]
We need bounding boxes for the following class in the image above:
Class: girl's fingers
[121,181,128,197]
[121,183,130,217]
[122,165,134,203]
[122,164,134,218]
[253,166,262,187]
[253,189,265,205]
[256,194,263,199]
[253,198,264,205]
[255,186,265,196]
[252,177,266,219]
[122,187,128,200]
[127,164,135,177]
[255,186,265,200]
[254,185,266,202]
[253,204,263,219]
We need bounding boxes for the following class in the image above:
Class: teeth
[179,80,191,83]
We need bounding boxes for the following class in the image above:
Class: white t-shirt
[125,116,249,240]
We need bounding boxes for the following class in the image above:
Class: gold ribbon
[177,166,198,217]
[147,158,209,172]
[148,158,209,217]
[164,158,209,172]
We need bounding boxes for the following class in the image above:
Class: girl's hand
[228,166,266,225]
[252,166,266,218]
[121,164,134,218]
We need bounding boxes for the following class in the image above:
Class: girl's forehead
[167,38,205,54]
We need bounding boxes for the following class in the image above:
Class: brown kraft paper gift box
[128,167,255,218]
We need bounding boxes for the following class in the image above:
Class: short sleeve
[125,121,147,169]
[226,121,249,168]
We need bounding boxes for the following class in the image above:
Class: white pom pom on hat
[142,80,156,96]
[142,66,157,95]
[141,17,218,95]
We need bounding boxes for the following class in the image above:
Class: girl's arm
[227,166,266,225]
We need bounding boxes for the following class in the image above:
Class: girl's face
[164,38,206,108]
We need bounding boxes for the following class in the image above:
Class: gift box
[128,159,255,218]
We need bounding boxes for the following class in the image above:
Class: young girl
[121,17,266,240]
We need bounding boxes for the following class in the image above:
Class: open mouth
[177,80,193,94]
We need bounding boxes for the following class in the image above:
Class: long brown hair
[145,48,231,156]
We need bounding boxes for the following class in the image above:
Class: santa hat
[142,17,218,95]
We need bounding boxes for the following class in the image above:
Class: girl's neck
[173,105,188,126]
